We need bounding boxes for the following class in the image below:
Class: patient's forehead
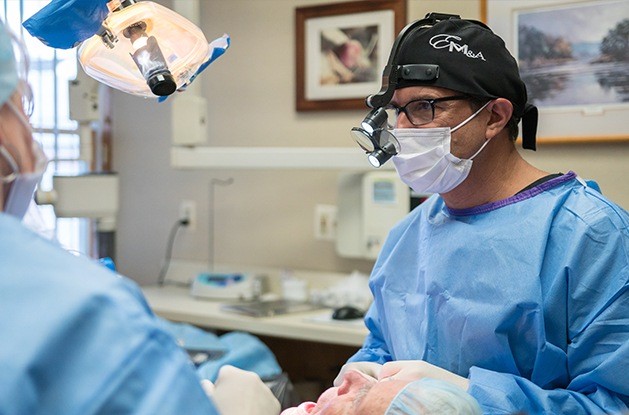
[355,379,412,414]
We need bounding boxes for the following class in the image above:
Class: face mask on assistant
[0,100,48,219]
[392,101,491,194]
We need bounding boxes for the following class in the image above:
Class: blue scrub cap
[0,19,19,107]
[385,378,482,415]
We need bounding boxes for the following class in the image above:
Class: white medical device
[36,173,120,232]
[191,273,255,301]
[336,171,410,260]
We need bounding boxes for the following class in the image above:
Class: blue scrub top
[0,214,219,414]
[350,172,629,414]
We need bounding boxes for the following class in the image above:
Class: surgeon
[0,19,279,415]
[340,12,629,414]
[281,369,481,415]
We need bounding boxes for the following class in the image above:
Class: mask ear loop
[0,144,19,183]
[451,100,492,134]
[450,100,494,161]
[0,99,37,181]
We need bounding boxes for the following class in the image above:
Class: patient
[281,370,481,415]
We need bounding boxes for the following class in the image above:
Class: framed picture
[482,0,629,143]
[295,0,406,111]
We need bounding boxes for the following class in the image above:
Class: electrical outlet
[314,204,337,241]
[179,200,197,231]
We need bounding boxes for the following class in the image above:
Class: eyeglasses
[17,80,34,119]
[5,29,34,118]
[384,95,470,127]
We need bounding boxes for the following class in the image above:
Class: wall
[112,0,628,286]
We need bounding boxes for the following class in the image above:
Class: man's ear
[485,98,513,140]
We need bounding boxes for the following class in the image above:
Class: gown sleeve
[467,204,629,414]
[0,218,220,414]
[47,275,221,414]
[92,322,221,414]
[347,302,394,364]
[467,286,629,413]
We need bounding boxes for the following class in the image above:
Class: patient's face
[281,370,411,415]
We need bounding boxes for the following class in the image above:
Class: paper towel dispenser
[336,171,412,260]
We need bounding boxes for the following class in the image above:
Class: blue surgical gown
[349,172,629,414]
[0,214,219,414]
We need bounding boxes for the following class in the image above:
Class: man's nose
[337,370,374,395]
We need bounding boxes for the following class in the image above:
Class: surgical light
[78,0,210,98]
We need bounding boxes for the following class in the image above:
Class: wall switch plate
[179,200,197,231]
[314,204,337,241]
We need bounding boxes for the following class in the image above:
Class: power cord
[157,217,189,286]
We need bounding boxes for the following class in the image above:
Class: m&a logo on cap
[429,34,486,61]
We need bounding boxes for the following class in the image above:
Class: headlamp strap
[399,64,439,81]
[521,104,538,151]
[366,13,461,108]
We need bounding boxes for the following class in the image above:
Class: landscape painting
[516,0,628,108]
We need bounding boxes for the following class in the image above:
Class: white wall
[112,0,628,285]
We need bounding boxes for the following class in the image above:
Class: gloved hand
[210,365,281,415]
[378,360,469,391]
[200,379,215,396]
[333,361,383,386]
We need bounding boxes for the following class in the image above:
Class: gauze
[392,101,491,194]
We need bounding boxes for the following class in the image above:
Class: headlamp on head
[351,108,400,168]
[365,13,460,110]
[351,11,539,167]
[351,13,459,168]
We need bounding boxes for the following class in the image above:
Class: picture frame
[482,0,629,144]
[295,0,406,111]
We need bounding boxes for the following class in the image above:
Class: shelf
[170,146,394,170]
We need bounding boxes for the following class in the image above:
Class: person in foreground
[281,369,481,415]
[0,19,279,415]
[341,12,629,414]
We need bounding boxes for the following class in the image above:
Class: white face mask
[1,101,48,219]
[392,101,491,194]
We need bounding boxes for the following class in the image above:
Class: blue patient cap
[0,19,18,107]
[385,378,482,415]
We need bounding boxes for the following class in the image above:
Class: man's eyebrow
[351,384,374,412]
[392,95,444,106]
